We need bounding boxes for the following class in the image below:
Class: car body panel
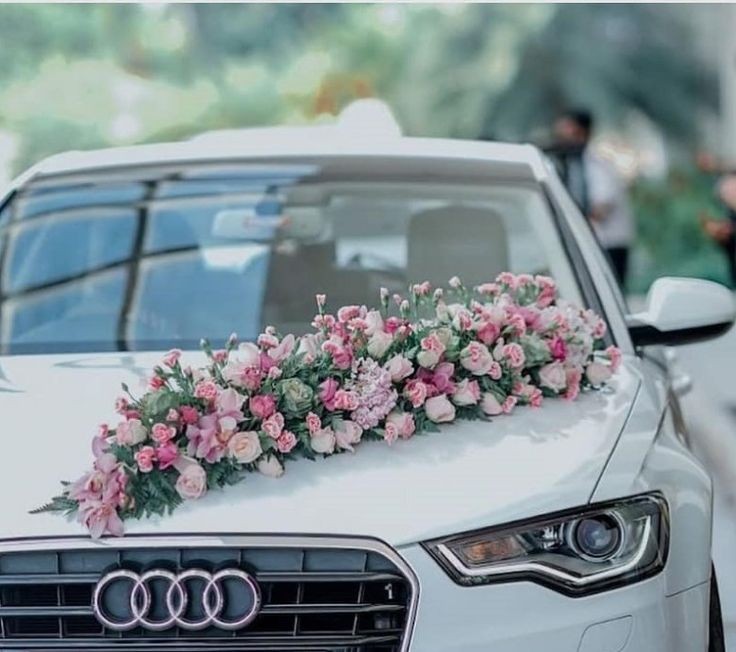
[2,351,639,545]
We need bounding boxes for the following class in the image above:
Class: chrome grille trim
[0,535,419,651]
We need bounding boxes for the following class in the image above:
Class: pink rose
[310,427,336,455]
[384,422,399,445]
[404,379,428,408]
[257,456,284,478]
[384,355,414,382]
[606,345,623,372]
[194,380,219,402]
[277,430,298,454]
[174,461,207,500]
[249,394,276,420]
[135,446,157,473]
[480,393,503,416]
[538,361,567,392]
[115,419,147,446]
[452,379,481,406]
[385,411,416,439]
[179,406,199,425]
[334,420,363,451]
[502,343,526,369]
[305,412,322,434]
[502,396,518,414]
[262,412,285,439]
[424,394,456,423]
[162,349,182,368]
[459,341,494,375]
[475,320,501,345]
[319,378,339,410]
[549,337,568,361]
[228,431,263,463]
[156,441,179,470]
[151,423,176,445]
[585,362,613,388]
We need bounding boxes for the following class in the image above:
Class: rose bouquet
[35,273,622,538]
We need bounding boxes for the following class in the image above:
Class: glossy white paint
[630,276,736,333]
[1,351,639,545]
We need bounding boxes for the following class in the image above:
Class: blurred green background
[0,3,733,293]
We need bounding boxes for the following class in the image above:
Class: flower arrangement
[35,273,621,538]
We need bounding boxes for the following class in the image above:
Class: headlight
[423,493,668,596]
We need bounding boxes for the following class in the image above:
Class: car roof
[19,127,550,188]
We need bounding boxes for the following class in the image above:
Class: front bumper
[400,544,710,652]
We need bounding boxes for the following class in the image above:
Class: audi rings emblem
[93,568,261,632]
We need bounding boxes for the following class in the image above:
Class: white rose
[175,462,207,500]
[257,456,284,478]
[364,310,384,336]
[480,393,503,416]
[310,427,337,454]
[424,395,456,423]
[228,431,263,464]
[384,355,413,381]
[367,331,393,359]
[237,342,261,366]
[585,362,613,387]
[334,420,363,452]
[417,349,441,369]
[452,379,480,406]
[116,419,147,446]
[538,361,567,392]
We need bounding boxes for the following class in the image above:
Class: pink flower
[385,411,415,439]
[538,362,567,392]
[166,408,180,422]
[412,281,432,297]
[151,423,176,445]
[549,336,568,361]
[249,394,276,420]
[565,368,582,401]
[480,393,504,416]
[384,422,399,445]
[174,460,207,500]
[322,338,353,370]
[452,379,481,406]
[319,378,339,410]
[475,320,500,345]
[216,388,245,418]
[270,334,296,363]
[535,275,557,308]
[585,362,613,387]
[156,441,179,470]
[149,375,166,391]
[502,343,526,369]
[114,397,129,414]
[162,349,182,368]
[79,500,124,538]
[502,396,518,414]
[179,406,199,425]
[404,379,428,408]
[460,341,494,375]
[424,394,456,423]
[135,446,157,473]
[384,355,413,382]
[228,431,263,463]
[310,427,336,454]
[364,310,384,336]
[305,412,322,434]
[417,332,446,369]
[262,412,285,439]
[488,361,503,380]
[277,430,298,454]
[496,271,518,290]
[194,380,219,402]
[427,362,455,394]
[333,389,360,411]
[115,419,147,446]
[334,420,363,451]
[606,345,623,372]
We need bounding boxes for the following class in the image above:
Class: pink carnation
[249,394,276,420]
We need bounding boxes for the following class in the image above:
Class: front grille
[0,536,417,651]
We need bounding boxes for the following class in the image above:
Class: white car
[0,124,733,652]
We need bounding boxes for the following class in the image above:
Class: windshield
[0,161,581,354]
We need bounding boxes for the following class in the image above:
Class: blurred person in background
[552,109,635,286]
[697,152,736,286]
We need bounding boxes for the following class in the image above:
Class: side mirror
[627,277,735,347]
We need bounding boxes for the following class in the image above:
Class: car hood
[0,352,641,546]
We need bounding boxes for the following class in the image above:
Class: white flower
[585,362,612,387]
[538,361,567,392]
[367,331,393,358]
[384,355,413,382]
[311,427,337,454]
[424,395,456,423]
[257,456,284,478]
[480,393,503,416]
[228,432,263,464]
[334,420,363,452]
[364,310,384,336]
